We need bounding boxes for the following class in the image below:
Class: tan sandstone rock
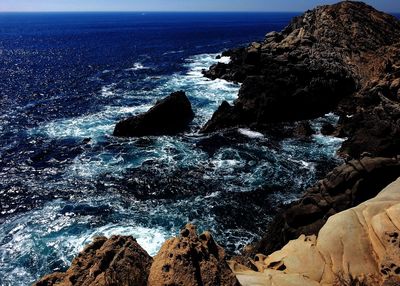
[232,177,400,286]
[148,224,240,286]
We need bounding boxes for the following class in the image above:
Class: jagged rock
[232,177,400,286]
[113,91,194,137]
[248,156,400,256]
[34,236,152,286]
[148,224,240,286]
[201,1,400,158]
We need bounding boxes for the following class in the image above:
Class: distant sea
[0,12,350,285]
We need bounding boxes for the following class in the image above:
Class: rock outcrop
[248,156,400,256]
[34,236,153,286]
[232,177,400,286]
[201,1,400,159]
[35,225,239,286]
[148,224,240,286]
[113,91,194,137]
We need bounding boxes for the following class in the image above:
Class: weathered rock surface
[113,91,194,137]
[201,1,400,158]
[148,224,240,286]
[34,236,152,286]
[248,156,400,256]
[232,177,400,286]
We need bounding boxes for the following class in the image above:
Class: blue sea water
[0,12,346,285]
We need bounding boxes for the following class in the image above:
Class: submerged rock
[34,236,152,286]
[148,224,240,286]
[249,156,400,256]
[113,91,194,137]
[233,177,400,286]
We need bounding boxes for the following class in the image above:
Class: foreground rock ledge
[113,91,194,137]
[233,177,400,286]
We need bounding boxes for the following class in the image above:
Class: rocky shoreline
[202,1,400,159]
[35,1,400,285]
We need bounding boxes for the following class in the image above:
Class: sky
[0,0,399,12]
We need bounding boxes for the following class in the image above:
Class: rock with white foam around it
[34,235,153,286]
[113,91,194,137]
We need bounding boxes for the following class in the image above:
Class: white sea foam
[30,103,154,140]
[125,62,149,71]
[218,56,231,64]
[89,224,167,256]
[100,84,116,97]
[238,128,264,139]
[162,50,184,55]
[0,198,170,285]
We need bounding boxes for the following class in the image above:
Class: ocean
[0,12,345,285]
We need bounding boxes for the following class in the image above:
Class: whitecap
[238,128,264,139]
[100,83,116,97]
[125,62,149,71]
[162,50,184,56]
[218,56,231,64]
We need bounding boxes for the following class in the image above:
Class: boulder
[148,224,240,286]
[34,236,152,286]
[113,91,194,137]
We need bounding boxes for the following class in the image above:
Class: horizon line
[0,10,303,13]
[1,10,399,14]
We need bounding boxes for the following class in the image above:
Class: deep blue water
[0,12,346,285]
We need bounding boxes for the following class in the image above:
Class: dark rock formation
[246,156,400,256]
[320,122,335,136]
[293,121,315,137]
[148,224,240,286]
[337,76,400,157]
[201,1,400,159]
[34,236,153,286]
[113,91,194,137]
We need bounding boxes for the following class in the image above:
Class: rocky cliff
[202,1,400,159]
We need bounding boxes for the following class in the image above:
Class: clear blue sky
[1,0,399,12]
